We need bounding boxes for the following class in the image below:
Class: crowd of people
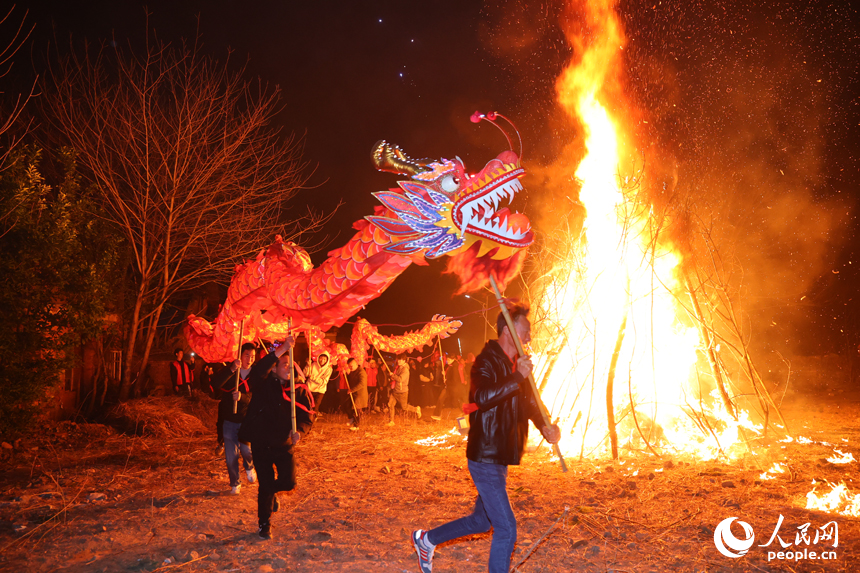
[168,305,561,573]
[171,340,479,532]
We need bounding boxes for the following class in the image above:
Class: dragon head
[366,139,533,262]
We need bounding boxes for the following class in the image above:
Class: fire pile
[526,0,786,462]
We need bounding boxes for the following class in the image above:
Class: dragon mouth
[452,166,532,247]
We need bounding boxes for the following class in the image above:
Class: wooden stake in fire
[233,318,246,414]
[488,275,568,473]
[288,318,297,437]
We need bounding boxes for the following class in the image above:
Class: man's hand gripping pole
[488,275,568,473]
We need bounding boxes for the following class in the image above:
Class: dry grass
[0,393,858,572]
[105,396,217,438]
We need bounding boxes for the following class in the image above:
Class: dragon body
[301,314,462,370]
[186,122,534,363]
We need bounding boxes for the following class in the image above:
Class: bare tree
[43,28,321,399]
[0,5,36,170]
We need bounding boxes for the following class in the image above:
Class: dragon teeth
[460,210,474,236]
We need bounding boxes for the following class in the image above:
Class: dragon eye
[440,175,460,193]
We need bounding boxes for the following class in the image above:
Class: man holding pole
[411,303,560,573]
[211,342,257,494]
[238,335,314,540]
[344,357,367,430]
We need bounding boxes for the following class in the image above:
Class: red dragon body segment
[301,314,462,371]
[186,122,534,363]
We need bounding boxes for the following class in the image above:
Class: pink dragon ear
[470,111,483,123]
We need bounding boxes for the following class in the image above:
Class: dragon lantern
[185,112,533,363]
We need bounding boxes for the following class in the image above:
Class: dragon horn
[371,140,432,177]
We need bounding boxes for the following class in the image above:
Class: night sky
[16,0,860,358]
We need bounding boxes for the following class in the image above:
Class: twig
[0,477,88,552]
[149,552,211,571]
[510,506,570,572]
[654,508,701,539]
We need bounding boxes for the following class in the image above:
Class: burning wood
[521,0,791,463]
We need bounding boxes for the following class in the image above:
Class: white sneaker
[246,468,257,483]
[349,426,359,432]
[231,485,241,495]
[415,406,422,419]
[431,416,442,421]
[412,529,435,572]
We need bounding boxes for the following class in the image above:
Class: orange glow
[527,0,758,460]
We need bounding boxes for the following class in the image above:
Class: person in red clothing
[365,358,379,412]
[170,348,194,396]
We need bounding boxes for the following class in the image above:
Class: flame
[806,482,860,517]
[528,0,759,460]
[759,462,786,481]
[826,450,855,464]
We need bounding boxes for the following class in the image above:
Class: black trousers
[252,442,296,526]
[311,391,325,412]
[367,386,378,409]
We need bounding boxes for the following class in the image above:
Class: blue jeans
[427,460,516,573]
[223,420,253,487]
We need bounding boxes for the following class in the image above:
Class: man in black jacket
[211,342,257,494]
[237,336,314,540]
[410,303,560,573]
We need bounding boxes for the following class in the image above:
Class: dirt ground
[1,390,859,573]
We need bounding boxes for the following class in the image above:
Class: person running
[411,303,561,573]
[238,336,314,540]
[211,342,257,494]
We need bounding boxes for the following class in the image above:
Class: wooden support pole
[606,308,628,460]
[288,318,296,435]
[684,272,736,420]
[233,318,246,414]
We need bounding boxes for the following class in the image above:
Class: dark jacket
[238,351,314,448]
[211,364,252,424]
[347,366,368,409]
[466,340,546,466]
